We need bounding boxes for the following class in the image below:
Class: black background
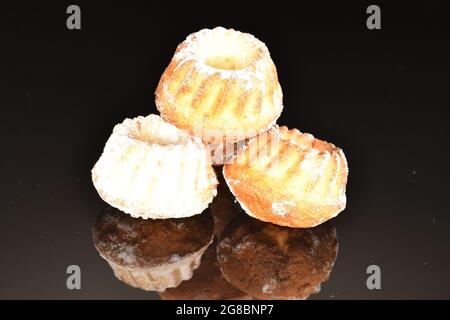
[0,1,449,299]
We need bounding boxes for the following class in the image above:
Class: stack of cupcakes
[91,27,348,297]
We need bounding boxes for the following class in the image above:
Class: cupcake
[224,125,348,228]
[91,114,217,219]
[155,27,283,144]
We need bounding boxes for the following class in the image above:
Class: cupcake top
[217,215,338,300]
[92,206,214,268]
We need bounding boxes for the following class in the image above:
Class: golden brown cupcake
[160,239,251,300]
[223,125,348,228]
[91,114,217,219]
[217,215,338,300]
[155,27,283,144]
[92,206,214,292]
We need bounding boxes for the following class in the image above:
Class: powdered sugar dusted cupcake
[224,125,348,228]
[92,206,214,292]
[91,114,217,219]
[155,27,283,144]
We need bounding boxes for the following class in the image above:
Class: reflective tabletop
[1,2,449,300]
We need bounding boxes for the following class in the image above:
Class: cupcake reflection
[217,215,338,300]
[209,166,243,237]
[160,238,251,300]
[159,168,251,300]
[92,206,214,292]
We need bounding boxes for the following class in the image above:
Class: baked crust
[223,126,348,228]
[155,27,283,143]
[91,114,217,219]
[217,215,338,299]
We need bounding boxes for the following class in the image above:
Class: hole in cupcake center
[205,55,250,70]
[199,36,256,70]
[130,117,190,146]
[133,131,176,146]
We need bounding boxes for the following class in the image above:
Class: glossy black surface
[1,2,449,299]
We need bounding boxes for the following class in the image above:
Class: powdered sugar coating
[91,114,217,219]
[155,27,284,144]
